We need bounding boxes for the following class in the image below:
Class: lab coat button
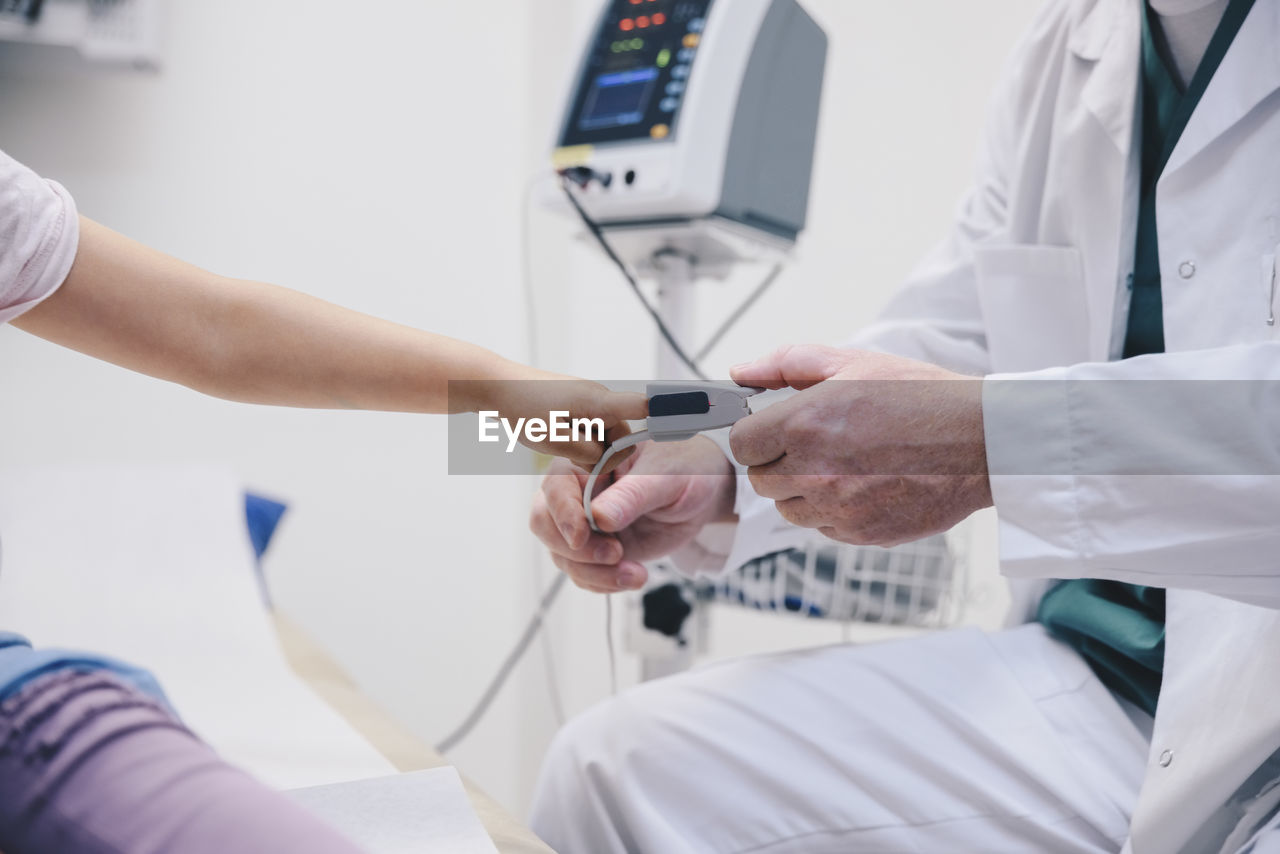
[1178,261,1196,279]
[1159,749,1174,767]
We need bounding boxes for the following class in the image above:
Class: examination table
[275,613,553,853]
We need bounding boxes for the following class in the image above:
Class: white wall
[0,0,1039,821]
[0,0,556,814]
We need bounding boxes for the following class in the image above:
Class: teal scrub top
[1037,0,1256,718]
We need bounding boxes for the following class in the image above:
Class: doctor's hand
[729,345,993,548]
[529,437,736,593]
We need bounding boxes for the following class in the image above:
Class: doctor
[528,0,1280,851]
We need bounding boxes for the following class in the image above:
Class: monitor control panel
[560,0,715,148]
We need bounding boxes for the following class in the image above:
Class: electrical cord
[605,594,618,697]
[436,571,569,755]
[520,172,569,728]
[559,169,786,373]
[694,262,784,363]
[559,175,709,381]
[438,425,648,752]
[440,169,785,750]
[561,166,786,703]
[435,174,568,755]
[583,430,651,698]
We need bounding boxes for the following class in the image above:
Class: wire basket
[696,531,968,629]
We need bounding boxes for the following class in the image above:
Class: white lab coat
[715,0,1280,850]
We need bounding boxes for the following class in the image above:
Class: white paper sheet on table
[0,463,396,788]
[290,767,499,854]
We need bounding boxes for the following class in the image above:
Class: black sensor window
[650,391,710,417]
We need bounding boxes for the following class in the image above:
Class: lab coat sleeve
[985,343,1280,608]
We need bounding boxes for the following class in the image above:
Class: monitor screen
[560,0,715,147]
[580,67,661,130]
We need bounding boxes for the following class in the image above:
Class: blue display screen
[559,0,715,147]
[579,67,660,131]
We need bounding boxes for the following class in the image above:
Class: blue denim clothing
[0,633,169,704]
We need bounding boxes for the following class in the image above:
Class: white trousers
[530,624,1153,854]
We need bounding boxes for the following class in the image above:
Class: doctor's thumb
[731,344,851,391]
[586,474,685,533]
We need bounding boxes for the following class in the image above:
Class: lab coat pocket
[974,244,1090,372]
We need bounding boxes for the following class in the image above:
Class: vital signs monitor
[553,0,827,250]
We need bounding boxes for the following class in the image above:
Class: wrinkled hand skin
[729,345,994,548]
[528,436,736,593]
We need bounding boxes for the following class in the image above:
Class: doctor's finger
[730,344,853,391]
[728,404,792,468]
[586,471,691,534]
[540,466,593,549]
[529,496,623,564]
[551,554,648,593]
[774,496,830,529]
[745,464,809,501]
[740,442,816,497]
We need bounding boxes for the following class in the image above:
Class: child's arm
[14,217,645,466]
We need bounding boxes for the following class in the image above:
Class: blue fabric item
[244,492,288,561]
[0,492,288,705]
[0,633,170,707]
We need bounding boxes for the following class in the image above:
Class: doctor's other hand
[729,345,993,548]
[529,437,736,593]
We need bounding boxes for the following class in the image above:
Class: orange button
[650,124,670,139]
[683,33,700,48]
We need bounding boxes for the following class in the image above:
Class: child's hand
[474,373,648,470]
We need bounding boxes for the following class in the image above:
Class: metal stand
[652,249,697,380]
[598,225,790,683]
[634,248,706,682]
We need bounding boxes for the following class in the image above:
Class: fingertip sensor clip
[584,382,763,534]
[645,382,764,442]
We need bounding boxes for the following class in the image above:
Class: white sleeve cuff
[982,369,1084,578]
